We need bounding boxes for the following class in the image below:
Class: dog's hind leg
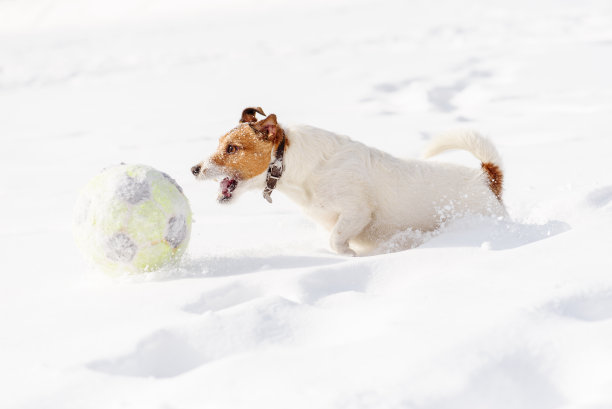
[329,208,371,256]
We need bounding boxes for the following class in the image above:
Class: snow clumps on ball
[73,164,192,274]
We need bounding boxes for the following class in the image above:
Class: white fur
[270,125,505,255]
[423,129,503,166]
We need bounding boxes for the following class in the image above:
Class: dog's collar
[262,136,286,203]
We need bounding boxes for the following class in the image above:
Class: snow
[1,0,612,408]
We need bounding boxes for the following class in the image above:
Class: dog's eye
[226,145,238,154]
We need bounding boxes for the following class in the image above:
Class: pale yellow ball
[73,164,192,274]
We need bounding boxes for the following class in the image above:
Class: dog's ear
[253,114,280,141]
[240,107,266,123]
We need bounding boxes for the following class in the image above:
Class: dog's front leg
[329,209,371,256]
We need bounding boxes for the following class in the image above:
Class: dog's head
[191,107,285,203]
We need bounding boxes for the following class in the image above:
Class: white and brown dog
[192,107,505,255]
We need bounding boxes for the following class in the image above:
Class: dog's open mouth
[218,177,238,202]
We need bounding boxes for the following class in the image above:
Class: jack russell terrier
[192,107,505,255]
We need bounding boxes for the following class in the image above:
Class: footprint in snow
[549,290,612,322]
[87,329,204,378]
[87,296,301,378]
[297,263,373,304]
[182,282,262,314]
[183,261,373,314]
[585,185,612,209]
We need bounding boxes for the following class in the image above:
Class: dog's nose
[191,164,202,176]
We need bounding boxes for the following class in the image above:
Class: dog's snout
[191,164,202,176]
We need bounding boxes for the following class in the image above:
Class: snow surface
[2,0,612,408]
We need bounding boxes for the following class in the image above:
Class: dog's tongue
[220,177,237,198]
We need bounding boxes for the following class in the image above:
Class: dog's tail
[423,130,504,201]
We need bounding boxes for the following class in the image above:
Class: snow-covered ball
[73,164,192,274]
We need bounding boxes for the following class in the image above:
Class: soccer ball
[73,164,192,274]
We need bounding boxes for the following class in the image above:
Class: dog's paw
[332,244,357,257]
[343,248,357,257]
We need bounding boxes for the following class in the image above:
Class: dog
[192,107,505,255]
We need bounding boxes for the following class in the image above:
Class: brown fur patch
[240,107,266,123]
[481,162,503,201]
[210,123,287,180]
